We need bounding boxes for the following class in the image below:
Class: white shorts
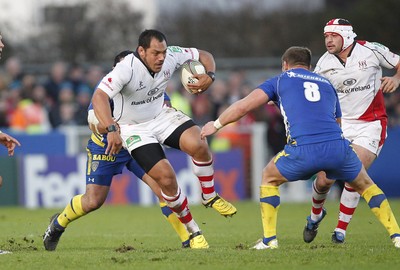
[119,107,192,152]
[341,119,387,156]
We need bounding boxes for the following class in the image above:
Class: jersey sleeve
[365,41,400,69]
[126,158,145,179]
[97,62,132,99]
[167,46,200,68]
[257,76,279,101]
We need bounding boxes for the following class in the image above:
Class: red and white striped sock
[191,158,216,201]
[334,185,360,235]
[161,188,200,234]
[310,180,328,221]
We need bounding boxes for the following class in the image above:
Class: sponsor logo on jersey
[163,70,171,80]
[286,71,330,84]
[135,81,146,91]
[370,42,387,50]
[168,46,183,53]
[147,87,161,96]
[126,135,141,147]
[329,69,339,75]
[131,91,164,105]
[337,84,370,94]
[343,78,357,86]
[358,60,367,69]
[92,154,116,162]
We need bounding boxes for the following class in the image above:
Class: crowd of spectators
[0,57,103,132]
[1,56,400,154]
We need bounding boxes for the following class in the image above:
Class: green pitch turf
[1,200,399,270]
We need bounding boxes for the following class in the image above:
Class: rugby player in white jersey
[303,18,400,244]
[43,51,193,251]
[91,29,237,248]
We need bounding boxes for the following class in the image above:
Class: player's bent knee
[262,163,286,186]
[315,174,334,189]
[315,180,334,192]
[347,169,374,193]
[83,191,107,212]
[85,198,105,212]
[190,144,211,160]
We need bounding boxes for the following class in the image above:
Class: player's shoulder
[167,46,198,59]
[121,53,136,66]
[165,46,200,69]
[258,74,279,92]
[356,40,389,52]
[112,53,136,71]
[167,45,185,53]
[290,68,330,83]
[167,45,195,54]
[315,51,335,67]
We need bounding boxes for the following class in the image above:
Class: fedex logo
[22,155,86,208]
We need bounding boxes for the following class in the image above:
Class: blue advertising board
[0,130,67,156]
[368,127,400,197]
[19,149,245,208]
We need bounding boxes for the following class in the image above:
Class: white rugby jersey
[314,41,399,121]
[98,46,199,124]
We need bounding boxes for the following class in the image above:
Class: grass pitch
[1,200,399,270]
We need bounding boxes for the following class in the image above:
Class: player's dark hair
[138,29,167,49]
[282,46,312,67]
[113,50,134,67]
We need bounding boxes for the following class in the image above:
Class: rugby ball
[180,59,206,94]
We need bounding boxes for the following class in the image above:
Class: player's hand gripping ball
[180,59,206,94]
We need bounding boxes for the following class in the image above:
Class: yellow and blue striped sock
[57,194,86,228]
[362,184,400,238]
[260,185,280,243]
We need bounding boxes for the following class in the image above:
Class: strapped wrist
[213,119,223,130]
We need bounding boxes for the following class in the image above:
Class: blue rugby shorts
[274,139,362,182]
[85,139,145,186]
